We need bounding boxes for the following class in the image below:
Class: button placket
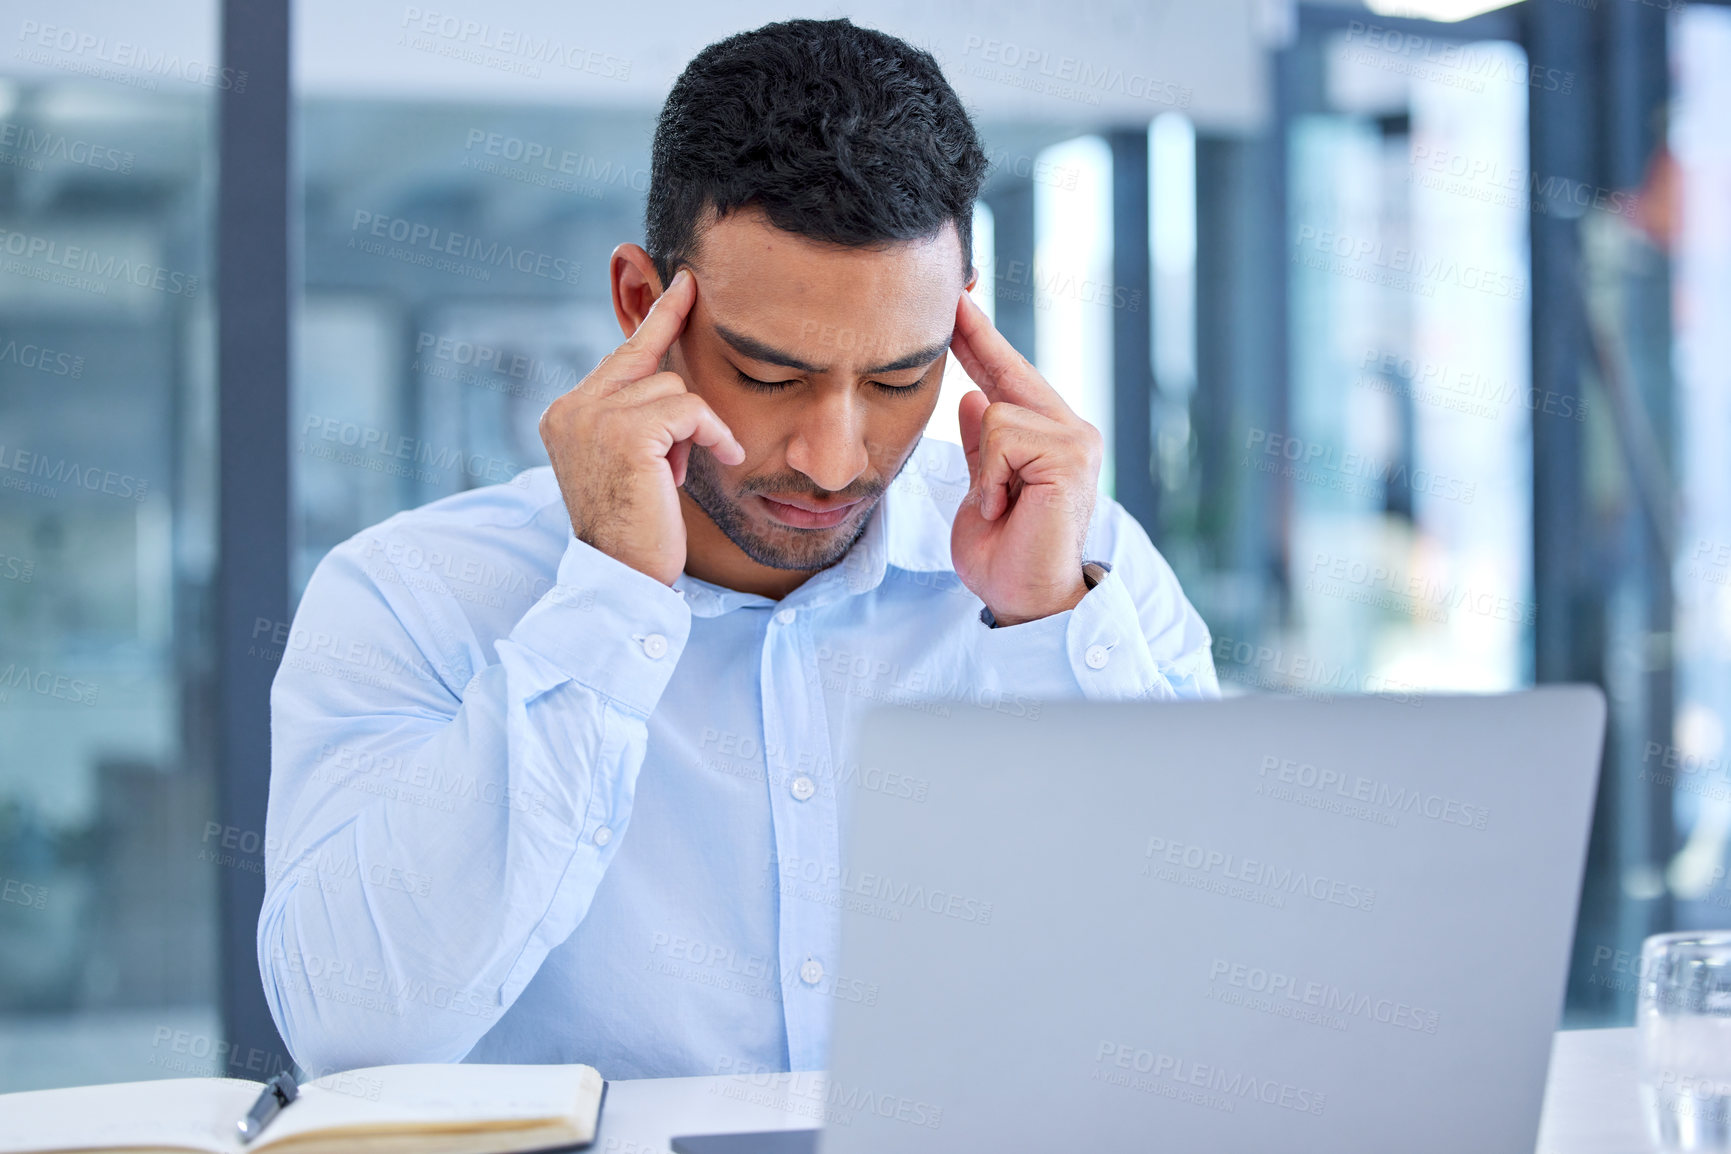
[758,603,842,1071]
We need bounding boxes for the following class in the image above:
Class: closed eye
[732,367,931,394]
[868,365,938,395]
[734,369,798,392]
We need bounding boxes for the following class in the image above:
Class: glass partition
[0,15,221,1090]
[1278,26,1533,700]
[1668,3,1731,933]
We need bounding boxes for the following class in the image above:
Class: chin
[681,446,883,572]
[736,504,872,572]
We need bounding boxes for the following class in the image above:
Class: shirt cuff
[501,534,692,718]
[975,564,1171,702]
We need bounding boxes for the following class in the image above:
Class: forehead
[687,206,966,369]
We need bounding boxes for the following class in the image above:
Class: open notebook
[0,1063,605,1154]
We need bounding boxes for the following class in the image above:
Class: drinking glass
[1638,931,1731,1153]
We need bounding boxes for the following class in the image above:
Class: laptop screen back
[820,689,1604,1154]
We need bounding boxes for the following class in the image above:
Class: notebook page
[0,1077,264,1154]
[254,1064,598,1146]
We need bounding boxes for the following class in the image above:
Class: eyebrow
[713,322,952,377]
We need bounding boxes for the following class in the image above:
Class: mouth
[756,494,864,530]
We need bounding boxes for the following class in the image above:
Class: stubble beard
[680,442,912,572]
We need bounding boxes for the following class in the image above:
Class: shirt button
[790,775,816,801]
[640,633,668,659]
[774,608,796,625]
[592,826,613,847]
[1085,644,1110,669]
[799,958,824,986]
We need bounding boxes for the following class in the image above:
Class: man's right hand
[539,268,745,587]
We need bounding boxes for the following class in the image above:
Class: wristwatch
[980,560,1111,629]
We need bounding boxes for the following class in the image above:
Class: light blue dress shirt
[258,436,1218,1081]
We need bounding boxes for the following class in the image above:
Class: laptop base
[670,1130,820,1154]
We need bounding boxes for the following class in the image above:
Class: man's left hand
[948,289,1103,627]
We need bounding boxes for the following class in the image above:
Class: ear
[964,264,980,294]
[610,243,665,339]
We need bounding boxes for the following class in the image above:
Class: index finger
[950,289,1076,422]
[614,266,697,378]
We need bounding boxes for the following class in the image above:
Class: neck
[678,489,817,600]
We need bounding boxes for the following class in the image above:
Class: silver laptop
[677,688,1606,1154]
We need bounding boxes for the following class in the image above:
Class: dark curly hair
[646,18,988,288]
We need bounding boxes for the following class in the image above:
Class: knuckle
[646,371,686,399]
[980,403,1014,437]
[644,392,697,432]
[664,389,701,416]
[540,395,574,433]
[1081,424,1105,460]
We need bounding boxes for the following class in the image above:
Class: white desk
[597,1027,1648,1153]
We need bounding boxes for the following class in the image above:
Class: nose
[784,386,870,494]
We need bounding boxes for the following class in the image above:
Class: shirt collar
[877,436,969,576]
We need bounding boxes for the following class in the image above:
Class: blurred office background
[0,0,1726,1090]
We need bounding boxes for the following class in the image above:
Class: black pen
[236,1071,299,1144]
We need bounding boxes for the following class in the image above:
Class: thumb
[957,389,989,492]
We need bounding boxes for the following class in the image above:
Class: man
[259,17,1217,1081]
